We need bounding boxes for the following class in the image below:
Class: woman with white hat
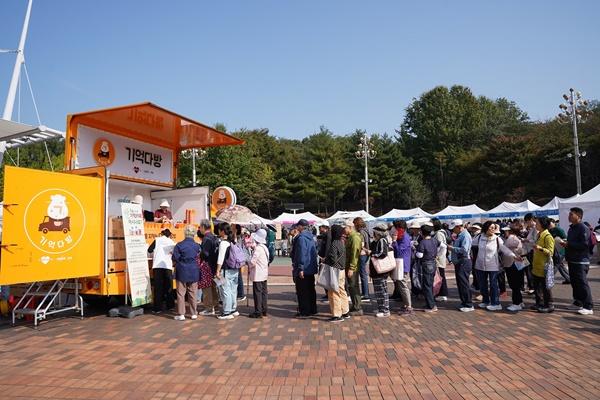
[154,199,173,223]
[248,229,270,318]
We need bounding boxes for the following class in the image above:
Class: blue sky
[0,1,598,139]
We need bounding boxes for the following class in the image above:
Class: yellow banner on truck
[0,166,104,285]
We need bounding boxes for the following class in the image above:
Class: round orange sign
[93,138,115,166]
[211,186,236,211]
[23,188,87,255]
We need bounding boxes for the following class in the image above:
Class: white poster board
[121,203,152,306]
[77,124,174,186]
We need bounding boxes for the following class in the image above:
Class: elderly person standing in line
[326,225,349,322]
[292,219,319,318]
[431,218,449,302]
[344,220,363,316]
[353,217,371,302]
[531,216,556,313]
[248,229,270,318]
[392,220,413,315]
[472,221,519,311]
[172,225,201,321]
[148,228,176,314]
[448,219,474,312]
[369,223,392,318]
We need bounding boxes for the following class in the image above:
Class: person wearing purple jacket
[392,220,413,315]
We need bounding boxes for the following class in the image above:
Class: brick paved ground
[1,268,599,400]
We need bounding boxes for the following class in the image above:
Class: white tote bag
[392,258,404,281]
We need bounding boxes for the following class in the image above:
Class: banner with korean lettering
[76,124,173,186]
[121,203,152,307]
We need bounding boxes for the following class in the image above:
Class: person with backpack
[248,229,270,318]
[172,225,201,321]
[561,207,594,315]
[472,221,520,312]
[531,217,555,313]
[198,219,220,316]
[215,222,246,320]
[291,219,319,317]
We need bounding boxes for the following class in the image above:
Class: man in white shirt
[148,229,176,313]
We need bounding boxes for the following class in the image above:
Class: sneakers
[174,315,185,321]
[217,313,234,320]
[474,294,483,302]
[248,312,263,319]
[567,303,583,311]
[232,311,240,317]
[375,311,391,318]
[237,296,247,301]
[424,306,438,313]
[578,308,594,315]
[436,296,448,302]
[329,316,344,323]
[349,310,364,316]
[506,303,524,312]
[399,308,414,316]
[190,314,198,320]
[342,313,351,319]
[486,304,502,311]
[538,306,555,313]
[199,308,215,316]
[459,306,475,312]
[478,302,489,309]
[361,296,371,302]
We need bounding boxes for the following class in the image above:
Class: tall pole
[3,0,33,120]
[191,149,197,187]
[364,147,369,214]
[570,89,582,194]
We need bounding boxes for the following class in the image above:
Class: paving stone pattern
[1,269,599,400]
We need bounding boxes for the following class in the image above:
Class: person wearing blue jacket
[292,219,318,317]
[172,225,201,321]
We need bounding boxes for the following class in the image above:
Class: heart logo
[40,256,50,264]
[133,166,140,173]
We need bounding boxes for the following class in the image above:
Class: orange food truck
[0,102,243,325]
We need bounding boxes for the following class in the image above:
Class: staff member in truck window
[154,199,173,223]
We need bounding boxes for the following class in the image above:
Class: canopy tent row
[327,210,375,224]
[535,195,580,218]
[559,183,600,230]
[272,211,327,226]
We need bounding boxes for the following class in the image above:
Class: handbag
[433,268,442,296]
[372,251,396,274]
[392,258,404,281]
[196,255,213,289]
[317,263,339,291]
[544,257,555,289]
[543,235,555,290]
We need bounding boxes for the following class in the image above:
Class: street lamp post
[181,148,207,186]
[355,133,376,214]
[558,88,591,194]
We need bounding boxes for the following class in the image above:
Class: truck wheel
[42,228,48,234]
[62,228,69,234]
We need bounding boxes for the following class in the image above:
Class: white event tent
[433,205,487,222]
[377,207,431,221]
[484,200,540,219]
[272,211,327,226]
[559,184,600,229]
[327,210,375,224]
[535,195,578,219]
